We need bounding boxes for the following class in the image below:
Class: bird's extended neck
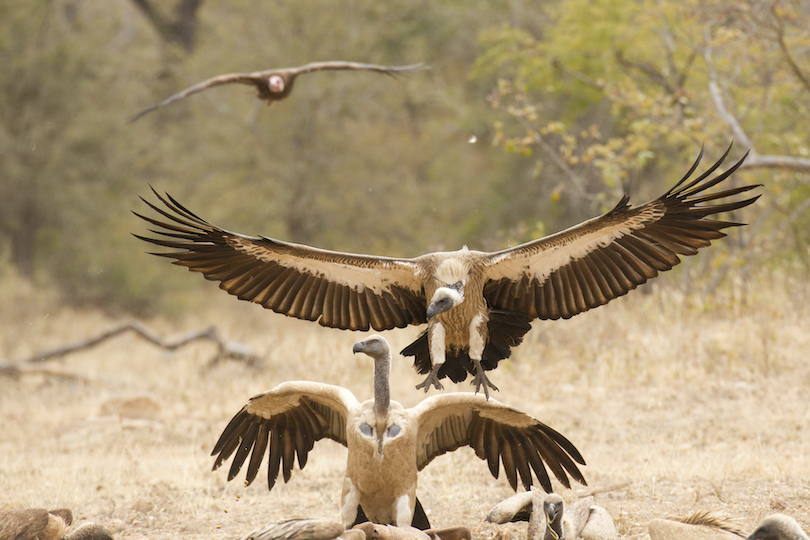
[373,353,391,421]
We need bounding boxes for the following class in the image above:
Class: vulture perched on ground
[135,144,759,397]
[0,508,114,540]
[130,61,424,122]
[487,489,616,540]
[746,514,809,540]
[211,336,586,529]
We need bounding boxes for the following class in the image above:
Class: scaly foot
[471,359,499,399]
[415,365,444,393]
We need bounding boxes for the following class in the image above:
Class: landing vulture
[135,145,760,397]
[130,61,424,122]
[211,336,586,529]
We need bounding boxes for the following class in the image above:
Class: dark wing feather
[412,394,586,492]
[211,382,358,490]
[134,188,426,331]
[482,144,760,320]
[402,309,531,383]
[130,73,260,122]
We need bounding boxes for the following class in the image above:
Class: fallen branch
[0,362,92,382]
[23,320,262,366]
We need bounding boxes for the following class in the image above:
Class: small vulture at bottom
[649,510,810,540]
[745,514,809,540]
[130,61,424,122]
[135,144,760,398]
[0,508,114,540]
[211,336,586,530]
[486,488,616,540]
[239,518,470,540]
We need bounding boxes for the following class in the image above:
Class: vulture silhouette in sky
[130,61,424,122]
[135,144,759,397]
[211,336,586,529]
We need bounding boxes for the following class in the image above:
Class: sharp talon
[415,369,443,393]
[471,361,498,400]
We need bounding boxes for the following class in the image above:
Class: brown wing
[286,61,425,78]
[211,382,359,490]
[134,188,427,331]
[482,144,760,320]
[130,73,262,122]
[240,519,346,540]
[411,394,586,492]
[0,508,56,540]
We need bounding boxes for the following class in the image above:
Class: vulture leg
[415,365,444,393]
[415,323,445,393]
[470,359,499,400]
[469,314,498,399]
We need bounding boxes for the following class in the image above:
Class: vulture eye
[360,423,373,437]
[387,425,401,438]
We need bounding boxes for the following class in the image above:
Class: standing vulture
[134,144,760,397]
[130,61,424,122]
[211,336,586,529]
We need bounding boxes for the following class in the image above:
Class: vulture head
[268,75,285,94]
[543,494,564,540]
[426,282,464,318]
[747,514,809,540]
[353,334,389,358]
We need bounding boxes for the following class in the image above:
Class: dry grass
[1,269,809,539]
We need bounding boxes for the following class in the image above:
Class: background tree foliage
[1,0,805,315]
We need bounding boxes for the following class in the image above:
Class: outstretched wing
[134,189,427,331]
[288,61,425,78]
[130,73,261,122]
[482,144,760,320]
[411,393,586,492]
[211,381,360,490]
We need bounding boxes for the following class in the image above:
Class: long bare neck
[373,353,391,421]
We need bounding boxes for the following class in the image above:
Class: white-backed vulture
[130,61,424,122]
[746,514,809,540]
[486,489,616,540]
[210,336,586,530]
[135,145,759,397]
[0,508,114,540]
[648,509,746,540]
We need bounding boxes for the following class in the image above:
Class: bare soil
[1,271,808,539]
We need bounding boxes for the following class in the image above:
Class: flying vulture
[135,145,759,397]
[210,336,586,529]
[130,61,424,122]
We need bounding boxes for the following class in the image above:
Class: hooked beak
[352,341,364,354]
[426,302,442,319]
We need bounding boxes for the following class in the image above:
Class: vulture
[746,514,809,540]
[239,518,469,540]
[486,489,616,540]
[210,336,586,529]
[130,61,424,122]
[648,510,747,540]
[134,144,760,398]
[0,508,114,540]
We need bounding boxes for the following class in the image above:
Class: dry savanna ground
[1,268,808,539]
